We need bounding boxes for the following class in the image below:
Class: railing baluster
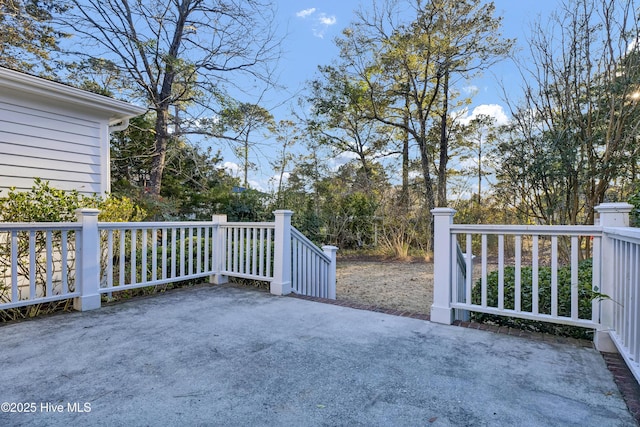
[187,227,193,276]
[498,234,504,310]
[291,238,297,293]
[532,235,539,315]
[481,234,487,307]
[11,231,18,302]
[29,231,36,300]
[252,227,258,276]
[266,228,272,278]
[232,227,238,273]
[465,234,472,304]
[591,235,601,324]
[613,240,622,332]
[130,228,137,285]
[227,227,232,273]
[45,230,52,297]
[162,228,168,280]
[105,230,113,288]
[313,251,318,297]
[141,228,148,283]
[630,243,640,361]
[152,228,158,282]
[62,231,69,294]
[515,235,521,312]
[203,227,209,273]
[307,246,312,296]
[171,228,177,279]
[180,227,186,277]
[624,242,631,349]
[241,227,247,274]
[571,236,579,319]
[630,243,637,360]
[119,229,126,285]
[196,227,202,274]
[551,236,558,317]
[259,228,265,277]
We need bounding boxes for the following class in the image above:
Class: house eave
[0,66,147,121]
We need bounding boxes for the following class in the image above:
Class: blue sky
[222,0,561,190]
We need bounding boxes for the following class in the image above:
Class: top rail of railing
[291,227,330,261]
[0,222,81,231]
[98,221,218,229]
[603,226,640,242]
[450,224,602,236]
[221,222,276,228]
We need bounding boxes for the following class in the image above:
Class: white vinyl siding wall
[0,95,106,197]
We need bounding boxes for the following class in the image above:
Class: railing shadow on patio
[0,209,337,313]
[431,202,640,384]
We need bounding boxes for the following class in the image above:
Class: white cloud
[247,179,264,192]
[327,151,358,171]
[268,172,291,188]
[223,161,240,176]
[296,8,316,18]
[318,13,336,26]
[301,11,336,39]
[458,104,509,126]
[462,85,479,95]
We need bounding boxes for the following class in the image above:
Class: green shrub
[469,259,597,339]
[630,190,640,227]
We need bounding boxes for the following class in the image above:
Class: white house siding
[0,97,106,196]
[0,67,145,199]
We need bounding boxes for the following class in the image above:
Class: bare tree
[499,0,640,225]
[56,0,280,196]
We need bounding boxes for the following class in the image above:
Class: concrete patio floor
[0,285,636,426]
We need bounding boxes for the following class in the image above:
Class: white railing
[605,226,640,382]
[219,221,274,282]
[431,203,640,382]
[0,209,338,313]
[291,227,337,299]
[98,221,220,294]
[0,223,80,308]
[449,224,602,329]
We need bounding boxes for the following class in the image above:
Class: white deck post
[211,214,229,285]
[594,202,633,352]
[323,245,339,300]
[271,210,293,296]
[430,208,457,324]
[74,208,101,311]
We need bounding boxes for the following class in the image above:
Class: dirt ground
[336,259,434,315]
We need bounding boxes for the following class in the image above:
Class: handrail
[99,221,216,229]
[602,226,640,241]
[0,223,80,231]
[451,224,602,236]
[221,222,276,228]
[291,227,330,261]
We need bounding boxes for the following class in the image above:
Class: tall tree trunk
[437,71,450,207]
[477,132,482,220]
[149,106,170,196]
[400,114,410,211]
[417,137,436,214]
